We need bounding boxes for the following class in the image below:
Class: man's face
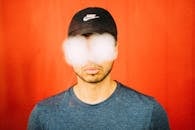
[63,33,117,83]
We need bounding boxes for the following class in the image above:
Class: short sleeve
[27,105,43,130]
[150,100,170,130]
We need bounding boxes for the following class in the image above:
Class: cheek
[72,66,82,74]
[103,61,114,70]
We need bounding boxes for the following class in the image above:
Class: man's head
[63,7,118,83]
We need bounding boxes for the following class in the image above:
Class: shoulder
[28,89,71,129]
[34,88,71,111]
[117,82,170,129]
[117,82,160,107]
[40,90,66,104]
[28,89,71,120]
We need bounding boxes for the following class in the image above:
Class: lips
[83,66,100,74]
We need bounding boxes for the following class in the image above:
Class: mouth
[83,66,100,75]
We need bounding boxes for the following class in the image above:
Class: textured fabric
[68,7,117,40]
[28,82,170,130]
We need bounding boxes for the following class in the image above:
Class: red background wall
[0,0,194,129]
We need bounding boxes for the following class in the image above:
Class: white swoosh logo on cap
[83,14,100,21]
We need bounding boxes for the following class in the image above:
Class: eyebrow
[82,33,93,38]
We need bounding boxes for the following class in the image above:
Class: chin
[81,73,109,84]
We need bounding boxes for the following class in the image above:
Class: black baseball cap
[68,7,117,40]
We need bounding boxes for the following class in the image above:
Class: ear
[114,43,118,59]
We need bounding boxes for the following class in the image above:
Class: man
[28,7,170,130]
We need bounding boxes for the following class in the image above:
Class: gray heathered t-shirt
[28,82,170,130]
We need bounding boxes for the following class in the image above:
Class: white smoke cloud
[89,33,117,64]
[62,36,88,66]
[62,33,117,66]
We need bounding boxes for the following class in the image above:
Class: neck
[73,75,117,104]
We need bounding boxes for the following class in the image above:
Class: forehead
[72,33,114,39]
[70,33,117,45]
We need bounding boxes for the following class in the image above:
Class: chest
[41,103,152,130]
